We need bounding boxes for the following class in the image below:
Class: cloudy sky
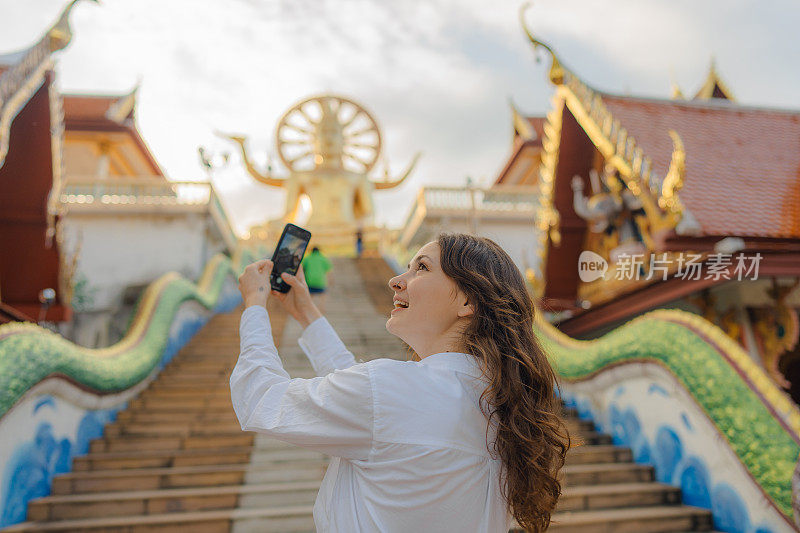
[1,0,798,236]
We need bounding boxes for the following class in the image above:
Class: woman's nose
[388,275,405,291]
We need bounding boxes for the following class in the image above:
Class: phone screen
[270,224,311,293]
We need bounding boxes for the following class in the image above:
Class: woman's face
[386,241,473,356]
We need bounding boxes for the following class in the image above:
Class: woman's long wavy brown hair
[437,233,571,532]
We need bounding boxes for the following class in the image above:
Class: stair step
[563,463,654,486]
[130,397,233,409]
[28,481,320,521]
[4,505,315,532]
[149,381,232,391]
[90,432,254,453]
[104,422,242,438]
[142,387,232,397]
[73,440,324,472]
[163,359,234,368]
[73,447,255,471]
[141,388,232,398]
[50,461,328,494]
[120,405,235,416]
[558,482,680,511]
[565,445,633,465]
[565,419,595,432]
[154,372,232,381]
[570,431,612,445]
[115,411,237,423]
[150,369,230,385]
[248,447,327,463]
[545,504,714,532]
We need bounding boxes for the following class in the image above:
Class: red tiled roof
[62,94,163,176]
[62,95,133,126]
[600,94,800,239]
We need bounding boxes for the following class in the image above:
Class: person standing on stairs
[232,232,571,532]
[301,246,332,313]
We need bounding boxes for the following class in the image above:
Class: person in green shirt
[301,247,332,311]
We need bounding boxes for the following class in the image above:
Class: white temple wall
[405,216,542,277]
[58,212,228,347]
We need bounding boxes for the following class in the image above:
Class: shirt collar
[419,352,485,380]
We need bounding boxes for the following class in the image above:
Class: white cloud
[1,0,798,236]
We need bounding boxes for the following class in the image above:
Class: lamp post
[466,176,478,235]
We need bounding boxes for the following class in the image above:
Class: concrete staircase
[5,257,715,532]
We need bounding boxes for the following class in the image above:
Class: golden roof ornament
[105,81,139,125]
[658,130,686,216]
[48,0,100,53]
[509,98,536,141]
[517,4,690,262]
[669,68,685,100]
[519,2,566,85]
[694,57,736,101]
[0,0,98,170]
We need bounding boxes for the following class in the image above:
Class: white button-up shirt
[231,305,513,532]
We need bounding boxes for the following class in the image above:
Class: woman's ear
[457,298,474,318]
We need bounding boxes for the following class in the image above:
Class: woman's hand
[271,266,323,328]
[238,259,273,309]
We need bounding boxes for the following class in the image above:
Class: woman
[231,233,570,532]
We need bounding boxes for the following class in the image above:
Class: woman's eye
[416,263,428,271]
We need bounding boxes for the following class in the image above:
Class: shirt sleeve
[297,316,357,376]
[230,305,374,460]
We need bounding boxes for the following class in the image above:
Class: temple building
[514,25,800,400]
[395,102,542,275]
[0,3,236,347]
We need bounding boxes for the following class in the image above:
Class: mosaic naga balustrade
[537,309,800,532]
[0,247,260,527]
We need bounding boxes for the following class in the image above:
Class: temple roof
[63,93,135,127]
[0,49,27,68]
[495,103,545,186]
[599,93,800,239]
[692,60,736,101]
[63,92,163,176]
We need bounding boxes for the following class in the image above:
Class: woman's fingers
[256,259,273,274]
[296,265,307,284]
[239,260,274,307]
[280,272,303,287]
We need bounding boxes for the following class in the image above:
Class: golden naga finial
[373,152,422,190]
[216,132,286,188]
[519,2,565,85]
[670,81,685,100]
[105,81,139,124]
[509,98,536,141]
[47,0,100,53]
[669,68,685,100]
[658,130,686,214]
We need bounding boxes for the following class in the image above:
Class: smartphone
[270,223,312,293]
